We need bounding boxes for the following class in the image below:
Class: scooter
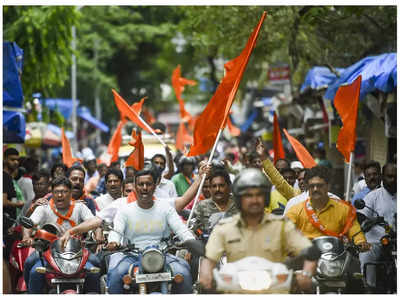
[19,217,100,294]
[354,199,397,293]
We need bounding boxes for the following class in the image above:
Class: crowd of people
[2,133,397,293]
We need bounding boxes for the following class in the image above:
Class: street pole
[71,24,77,153]
[94,39,101,146]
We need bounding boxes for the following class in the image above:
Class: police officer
[199,168,318,292]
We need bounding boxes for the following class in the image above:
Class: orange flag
[98,121,124,166]
[273,112,285,163]
[112,89,151,133]
[176,122,193,152]
[227,114,241,137]
[125,129,144,171]
[283,129,317,168]
[142,107,156,125]
[172,65,197,122]
[61,128,81,168]
[334,75,362,163]
[187,12,266,156]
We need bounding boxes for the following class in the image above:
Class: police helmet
[232,168,271,209]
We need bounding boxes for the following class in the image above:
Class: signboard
[267,65,290,84]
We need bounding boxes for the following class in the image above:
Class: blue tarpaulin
[43,98,80,120]
[77,106,109,132]
[3,42,24,108]
[324,53,397,101]
[240,108,259,132]
[3,111,26,143]
[300,66,345,93]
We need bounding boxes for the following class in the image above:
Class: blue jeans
[24,251,100,293]
[107,253,192,294]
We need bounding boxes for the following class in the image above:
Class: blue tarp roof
[77,106,109,132]
[3,111,26,143]
[300,66,345,93]
[3,42,24,108]
[324,53,397,101]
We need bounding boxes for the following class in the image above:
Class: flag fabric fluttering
[273,112,285,163]
[125,129,144,171]
[334,75,362,163]
[112,89,151,133]
[98,121,124,166]
[227,114,241,137]
[283,129,317,168]
[172,65,197,123]
[176,121,193,152]
[187,12,267,156]
[61,128,81,167]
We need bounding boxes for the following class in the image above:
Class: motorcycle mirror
[20,217,35,229]
[353,199,365,209]
[183,239,205,257]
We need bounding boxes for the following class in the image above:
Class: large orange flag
[172,65,197,122]
[227,114,241,137]
[273,112,285,163]
[61,128,81,168]
[125,129,144,171]
[112,89,151,133]
[187,12,266,156]
[98,121,124,166]
[283,129,316,168]
[176,122,193,152]
[334,75,362,163]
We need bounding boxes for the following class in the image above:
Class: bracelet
[300,270,313,279]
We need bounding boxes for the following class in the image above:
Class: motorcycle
[100,237,203,294]
[354,199,397,293]
[19,217,100,294]
[311,236,363,294]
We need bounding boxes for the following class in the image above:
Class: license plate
[135,272,171,283]
[51,278,85,284]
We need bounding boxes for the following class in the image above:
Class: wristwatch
[300,270,313,278]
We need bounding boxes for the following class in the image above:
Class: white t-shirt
[352,179,367,198]
[17,177,35,203]
[30,202,94,233]
[108,199,194,250]
[154,178,178,199]
[284,191,341,215]
[95,193,115,211]
[357,187,397,243]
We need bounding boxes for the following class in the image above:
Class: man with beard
[193,168,239,233]
[357,162,397,291]
[21,169,51,217]
[67,165,97,214]
[3,148,24,260]
[351,160,381,205]
[21,176,100,294]
[94,168,123,211]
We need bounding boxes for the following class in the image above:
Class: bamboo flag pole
[345,151,354,201]
[186,128,224,226]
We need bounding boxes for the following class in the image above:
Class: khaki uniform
[206,212,312,263]
[193,196,239,232]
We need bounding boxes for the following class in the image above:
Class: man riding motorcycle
[106,167,200,293]
[21,176,100,293]
[199,168,318,293]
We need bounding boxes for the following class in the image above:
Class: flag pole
[186,128,224,226]
[135,113,167,148]
[345,151,354,201]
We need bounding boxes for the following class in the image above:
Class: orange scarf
[304,198,356,240]
[49,198,76,227]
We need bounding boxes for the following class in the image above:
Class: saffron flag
[227,114,241,137]
[176,122,193,152]
[125,129,144,171]
[273,112,285,163]
[334,75,362,163]
[99,121,124,166]
[112,89,151,133]
[172,65,197,122]
[283,129,317,168]
[187,12,266,156]
[61,128,81,167]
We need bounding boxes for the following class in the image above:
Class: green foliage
[3,6,80,97]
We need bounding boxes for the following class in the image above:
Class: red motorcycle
[19,217,100,294]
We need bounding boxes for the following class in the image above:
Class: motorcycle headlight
[318,259,344,278]
[141,248,165,273]
[55,252,82,275]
